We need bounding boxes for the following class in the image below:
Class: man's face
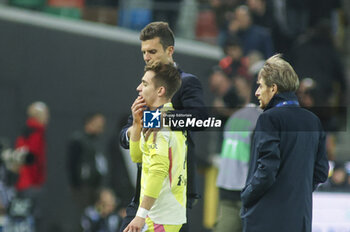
[226,45,242,60]
[97,190,116,218]
[85,114,105,136]
[136,70,158,108]
[141,37,173,65]
[235,8,251,30]
[255,77,275,109]
[209,71,230,96]
[297,79,315,107]
[247,0,264,12]
[88,115,105,135]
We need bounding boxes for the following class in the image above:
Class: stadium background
[0,1,350,231]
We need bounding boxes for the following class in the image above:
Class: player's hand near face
[131,96,146,125]
[128,96,146,142]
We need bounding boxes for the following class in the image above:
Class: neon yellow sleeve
[130,140,142,163]
[144,132,170,198]
[144,154,169,198]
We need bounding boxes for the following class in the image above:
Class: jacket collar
[26,118,46,130]
[264,92,299,111]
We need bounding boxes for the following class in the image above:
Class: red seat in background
[195,10,219,45]
[48,0,85,8]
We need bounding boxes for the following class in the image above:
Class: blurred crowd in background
[1,0,348,108]
[0,0,350,231]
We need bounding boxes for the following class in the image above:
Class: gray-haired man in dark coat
[241,54,329,232]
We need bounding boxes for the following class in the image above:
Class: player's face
[137,70,158,108]
[141,37,173,65]
[255,77,275,109]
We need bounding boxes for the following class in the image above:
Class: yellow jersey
[130,102,187,225]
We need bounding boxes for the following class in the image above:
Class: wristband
[136,207,149,219]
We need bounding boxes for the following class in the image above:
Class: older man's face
[255,77,275,109]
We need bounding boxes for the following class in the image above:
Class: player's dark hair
[140,22,175,50]
[84,112,103,126]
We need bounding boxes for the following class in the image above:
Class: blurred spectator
[209,67,243,116]
[246,0,273,29]
[297,78,337,161]
[152,0,181,32]
[290,20,347,107]
[0,138,17,231]
[219,35,250,80]
[227,5,274,59]
[246,51,264,77]
[271,0,343,54]
[308,0,342,28]
[297,78,319,107]
[270,0,310,54]
[319,162,350,192]
[67,113,108,216]
[0,143,14,231]
[15,102,49,192]
[81,188,122,232]
[209,0,244,46]
[208,67,244,154]
[214,76,261,232]
[5,101,49,231]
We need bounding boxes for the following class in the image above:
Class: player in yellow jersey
[124,62,187,232]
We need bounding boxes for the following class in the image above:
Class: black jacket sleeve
[170,74,208,130]
[312,129,329,191]
[119,114,134,149]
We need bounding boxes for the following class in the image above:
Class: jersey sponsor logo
[148,143,158,150]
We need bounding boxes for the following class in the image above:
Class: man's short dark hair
[144,62,181,99]
[224,35,242,49]
[223,35,242,55]
[84,112,103,125]
[140,22,175,50]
